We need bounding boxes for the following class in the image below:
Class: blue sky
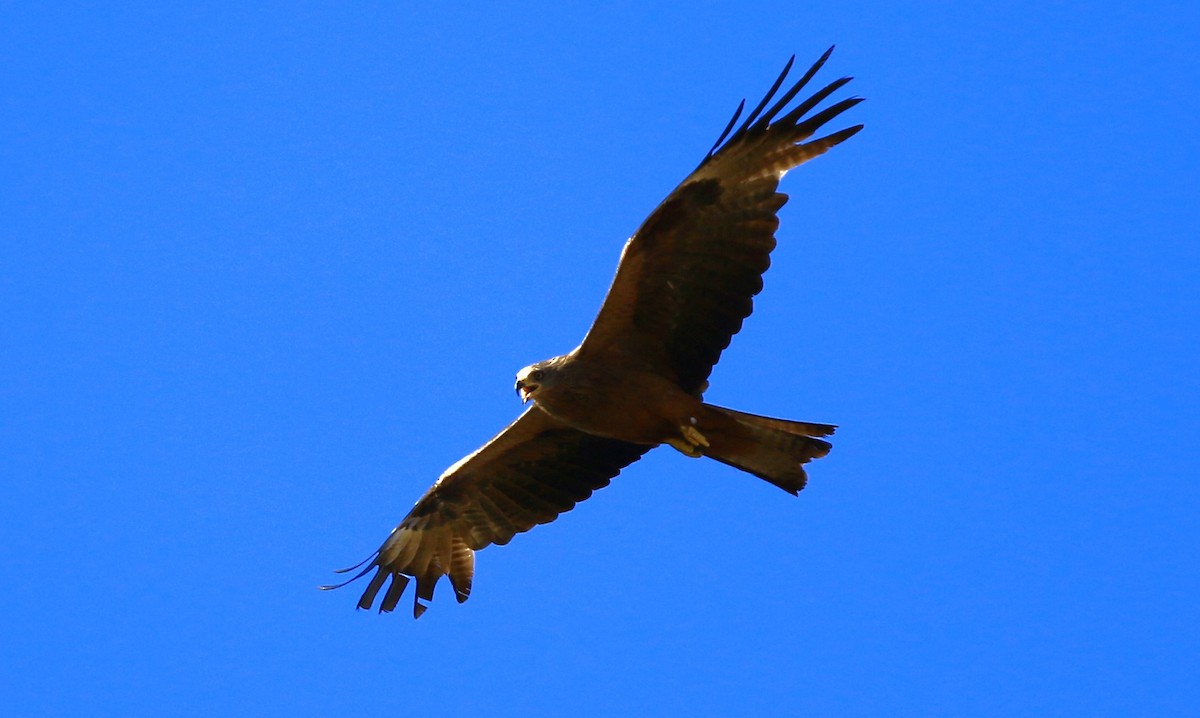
[3,2,1198,716]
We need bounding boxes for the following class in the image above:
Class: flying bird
[324,47,862,618]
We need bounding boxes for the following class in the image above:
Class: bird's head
[514,357,567,404]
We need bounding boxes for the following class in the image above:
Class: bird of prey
[323,47,862,618]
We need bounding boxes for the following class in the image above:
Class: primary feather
[324,48,862,618]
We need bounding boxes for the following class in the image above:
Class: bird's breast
[533,366,699,446]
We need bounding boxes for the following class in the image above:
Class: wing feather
[323,407,648,617]
[578,48,862,393]
[326,49,861,618]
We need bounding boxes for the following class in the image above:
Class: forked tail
[700,404,835,495]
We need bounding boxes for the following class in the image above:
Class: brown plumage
[323,47,862,617]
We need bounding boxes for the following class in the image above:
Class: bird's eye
[530,369,544,381]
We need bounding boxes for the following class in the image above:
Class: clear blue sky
[3,3,1197,716]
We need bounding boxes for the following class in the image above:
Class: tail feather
[700,404,834,495]
[707,405,836,439]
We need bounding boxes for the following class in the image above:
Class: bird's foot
[666,423,709,458]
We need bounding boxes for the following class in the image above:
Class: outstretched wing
[578,47,863,394]
[323,408,649,618]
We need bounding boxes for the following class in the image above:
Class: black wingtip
[737,54,798,136]
[830,124,865,144]
[318,559,379,591]
[353,568,389,611]
[330,550,379,575]
[707,98,746,157]
[701,46,859,167]
[378,573,410,613]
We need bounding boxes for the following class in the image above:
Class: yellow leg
[665,423,709,458]
[680,424,710,449]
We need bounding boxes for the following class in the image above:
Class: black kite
[324,48,862,617]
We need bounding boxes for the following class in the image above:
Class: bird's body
[517,352,702,446]
[324,48,862,618]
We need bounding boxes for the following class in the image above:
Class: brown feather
[448,537,474,603]
[357,568,390,611]
[699,404,835,495]
[579,52,861,393]
[328,408,647,616]
[325,48,860,617]
[378,573,409,613]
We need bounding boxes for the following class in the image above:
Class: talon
[680,424,709,448]
[665,424,709,458]
[666,437,704,458]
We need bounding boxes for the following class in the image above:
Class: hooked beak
[515,379,534,404]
